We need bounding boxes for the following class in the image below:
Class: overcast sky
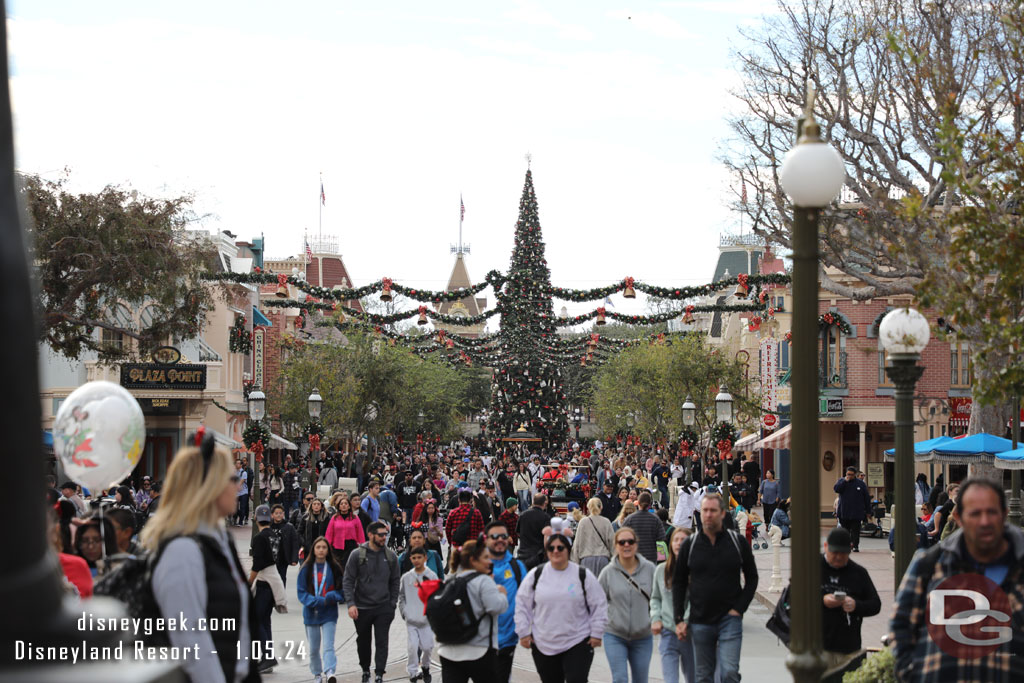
[9,1,782,327]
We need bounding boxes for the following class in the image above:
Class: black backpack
[93,535,207,646]
[765,583,791,646]
[426,572,489,644]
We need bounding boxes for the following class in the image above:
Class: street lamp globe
[682,396,696,427]
[879,307,930,356]
[247,389,266,422]
[574,407,581,424]
[779,134,846,207]
[715,385,734,424]
[417,410,425,425]
[307,388,323,419]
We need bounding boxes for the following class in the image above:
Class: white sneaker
[314,676,322,683]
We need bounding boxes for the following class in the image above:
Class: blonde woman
[598,526,656,683]
[613,501,637,532]
[571,497,615,576]
[142,430,257,682]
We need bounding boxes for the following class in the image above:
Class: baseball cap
[254,505,272,523]
[567,501,580,511]
[826,526,853,553]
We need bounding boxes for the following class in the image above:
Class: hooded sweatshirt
[598,554,656,640]
[398,566,438,627]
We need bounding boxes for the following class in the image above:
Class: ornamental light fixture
[247,389,266,422]
[307,388,323,419]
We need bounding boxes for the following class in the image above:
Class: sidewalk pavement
[231,526,794,682]
[750,519,897,652]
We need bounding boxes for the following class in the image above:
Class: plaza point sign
[120,363,207,391]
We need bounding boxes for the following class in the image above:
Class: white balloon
[54,381,146,493]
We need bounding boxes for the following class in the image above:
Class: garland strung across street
[204,170,794,447]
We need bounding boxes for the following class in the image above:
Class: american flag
[320,181,326,206]
[305,240,313,263]
[460,195,465,222]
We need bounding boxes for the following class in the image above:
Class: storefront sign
[819,397,844,417]
[949,397,971,428]
[121,363,207,390]
[760,338,778,428]
[253,329,265,389]
[867,462,885,488]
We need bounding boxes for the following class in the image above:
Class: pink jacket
[325,514,365,550]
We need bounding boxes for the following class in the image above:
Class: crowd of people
[44,433,1024,683]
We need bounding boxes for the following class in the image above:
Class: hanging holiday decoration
[244,420,271,456]
[596,307,607,325]
[747,316,762,332]
[380,277,394,302]
[682,305,696,324]
[417,306,428,325]
[679,429,699,455]
[712,421,736,455]
[622,276,636,299]
[228,315,252,354]
[276,273,289,298]
[306,421,324,451]
[818,312,852,335]
[734,273,749,298]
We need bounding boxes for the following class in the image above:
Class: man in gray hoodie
[343,521,402,683]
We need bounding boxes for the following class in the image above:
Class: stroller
[746,509,769,550]
[861,499,886,538]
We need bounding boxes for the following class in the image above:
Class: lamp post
[682,396,697,483]
[247,388,267,549]
[716,385,734,502]
[777,81,846,683]
[307,387,323,457]
[574,407,582,443]
[880,307,930,587]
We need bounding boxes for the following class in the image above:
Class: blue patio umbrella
[926,433,1014,464]
[995,447,1024,470]
[884,435,955,461]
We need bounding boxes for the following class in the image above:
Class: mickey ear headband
[191,426,217,480]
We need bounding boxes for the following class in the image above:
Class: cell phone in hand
[833,591,847,600]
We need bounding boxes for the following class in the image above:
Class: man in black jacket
[597,480,621,522]
[674,492,758,683]
[623,491,664,563]
[269,504,299,585]
[820,527,881,672]
[517,493,551,569]
[834,466,872,552]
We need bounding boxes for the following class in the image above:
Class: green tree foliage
[591,335,759,448]
[270,331,479,445]
[23,175,218,361]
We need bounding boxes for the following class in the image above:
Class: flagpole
[319,172,322,242]
[459,193,463,254]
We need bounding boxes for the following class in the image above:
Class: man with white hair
[673,481,701,531]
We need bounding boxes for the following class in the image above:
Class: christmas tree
[489,170,569,446]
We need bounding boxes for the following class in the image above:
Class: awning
[884,435,955,462]
[995,446,1024,470]
[753,424,791,450]
[253,306,272,327]
[206,427,245,450]
[732,432,760,452]
[270,432,298,451]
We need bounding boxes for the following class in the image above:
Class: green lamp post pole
[682,396,697,484]
[1011,395,1021,528]
[880,308,929,588]
[717,386,734,503]
[778,81,846,683]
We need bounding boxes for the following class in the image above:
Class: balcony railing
[819,351,848,389]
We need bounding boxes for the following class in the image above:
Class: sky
[8,0,782,327]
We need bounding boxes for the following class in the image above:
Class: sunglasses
[546,544,567,552]
[616,538,637,546]
[488,533,509,540]
[305,497,315,502]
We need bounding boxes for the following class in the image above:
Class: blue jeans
[660,632,695,683]
[517,489,531,510]
[305,620,338,676]
[690,614,742,683]
[603,633,653,683]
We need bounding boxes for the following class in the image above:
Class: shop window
[821,326,846,388]
[951,340,972,388]
[778,339,790,372]
[878,348,894,387]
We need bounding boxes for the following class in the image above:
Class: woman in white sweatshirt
[515,532,608,683]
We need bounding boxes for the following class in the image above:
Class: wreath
[306,421,325,451]
[712,422,736,452]
[679,429,699,454]
[243,420,271,453]
[229,315,252,354]
[818,312,852,335]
